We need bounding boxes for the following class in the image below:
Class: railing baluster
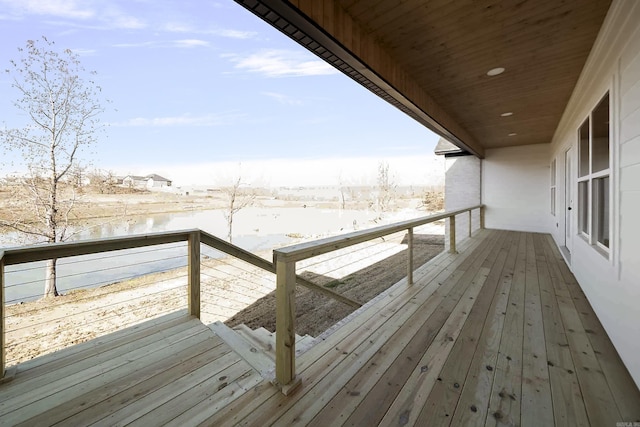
[275,255,301,394]
[188,231,200,319]
[407,228,414,285]
[468,210,472,237]
[449,215,457,254]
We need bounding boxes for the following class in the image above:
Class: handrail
[1,229,359,307]
[1,229,197,266]
[271,204,485,393]
[200,231,361,308]
[0,226,362,379]
[0,229,199,380]
[274,205,483,262]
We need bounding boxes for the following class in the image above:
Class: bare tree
[221,169,255,244]
[376,161,396,216]
[68,165,87,193]
[1,37,106,298]
[338,172,348,210]
[87,169,118,194]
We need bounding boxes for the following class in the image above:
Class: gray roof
[145,174,171,182]
[434,137,466,156]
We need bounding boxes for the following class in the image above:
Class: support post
[449,215,457,254]
[188,231,200,318]
[480,206,485,229]
[275,255,300,393]
[0,255,4,379]
[468,210,472,237]
[407,228,414,285]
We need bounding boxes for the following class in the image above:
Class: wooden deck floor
[1,229,639,426]
[0,311,263,426]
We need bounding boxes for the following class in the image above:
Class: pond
[2,206,389,303]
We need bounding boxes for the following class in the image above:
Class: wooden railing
[271,205,484,392]
[0,228,361,381]
[0,205,484,387]
[0,229,200,381]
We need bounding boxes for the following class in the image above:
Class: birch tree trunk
[43,259,59,298]
[1,37,107,298]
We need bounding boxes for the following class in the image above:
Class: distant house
[122,174,172,189]
[122,175,147,188]
[145,174,172,188]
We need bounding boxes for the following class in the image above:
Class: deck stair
[233,324,316,358]
[208,321,315,381]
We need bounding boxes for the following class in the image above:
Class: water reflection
[2,207,383,304]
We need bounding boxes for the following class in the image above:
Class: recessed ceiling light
[487,67,505,76]
[501,112,513,117]
[508,133,517,136]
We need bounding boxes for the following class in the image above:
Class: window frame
[576,91,611,255]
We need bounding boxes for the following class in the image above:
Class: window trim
[576,91,611,256]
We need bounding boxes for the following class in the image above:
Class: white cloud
[70,47,98,56]
[112,39,210,49]
[8,0,95,19]
[112,112,244,127]
[0,0,145,29]
[109,14,145,29]
[225,49,338,78]
[173,39,209,48]
[162,22,257,39]
[162,22,191,33]
[0,12,20,20]
[261,92,302,106]
[213,28,256,39]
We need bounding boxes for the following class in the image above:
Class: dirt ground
[225,231,444,337]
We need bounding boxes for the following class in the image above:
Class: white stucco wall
[548,0,640,386]
[482,144,550,233]
[444,155,481,250]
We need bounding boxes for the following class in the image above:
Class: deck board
[337,232,505,426]
[18,335,222,426]
[542,235,640,422]
[1,229,638,426]
[233,231,504,426]
[449,231,519,426]
[485,232,527,426]
[0,313,262,426]
[412,231,511,426]
[533,234,590,427]
[520,233,554,426]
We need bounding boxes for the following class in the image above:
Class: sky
[0,0,443,187]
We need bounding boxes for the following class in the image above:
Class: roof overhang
[234,0,612,158]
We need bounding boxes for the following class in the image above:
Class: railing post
[480,206,485,229]
[468,210,472,237]
[407,228,414,285]
[188,231,200,319]
[275,254,300,394]
[449,215,457,254]
[0,255,4,379]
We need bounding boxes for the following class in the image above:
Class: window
[577,92,610,251]
[550,159,556,215]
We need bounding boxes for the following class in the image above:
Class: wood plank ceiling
[236,0,612,154]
